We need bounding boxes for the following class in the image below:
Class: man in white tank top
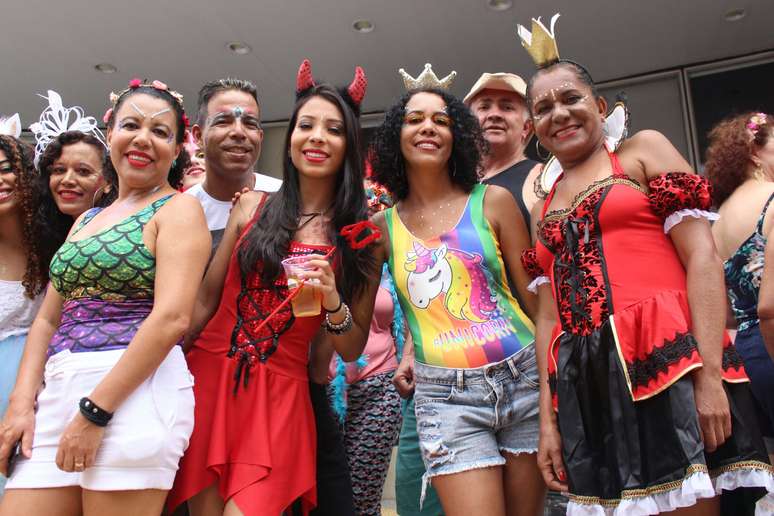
[185,78,282,251]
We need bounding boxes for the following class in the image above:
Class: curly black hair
[102,85,191,204]
[369,87,487,201]
[0,136,45,298]
[34,131,106,276]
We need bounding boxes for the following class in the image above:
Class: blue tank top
[723,193,774,331]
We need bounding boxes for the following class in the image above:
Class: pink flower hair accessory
[747,113,768,142]
[107,78,186,110]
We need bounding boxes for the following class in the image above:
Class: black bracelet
[324,297,343,314]
[79,397,113,427]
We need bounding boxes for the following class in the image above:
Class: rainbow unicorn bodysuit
[385,184,535,368]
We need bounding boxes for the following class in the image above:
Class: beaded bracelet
[79,397,113,427]
[325,303,353,334]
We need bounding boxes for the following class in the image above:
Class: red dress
[168,230,330,515]
[521,150,772,514]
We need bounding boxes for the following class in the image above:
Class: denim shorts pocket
[519,362,540,390]
[414,382,456,406]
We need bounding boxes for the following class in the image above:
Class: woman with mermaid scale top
[0,80,210,516]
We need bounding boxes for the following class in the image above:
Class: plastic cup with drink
[281,254,325,317]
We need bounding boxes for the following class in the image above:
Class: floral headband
[747,113,768,143]
[103,78,189,127]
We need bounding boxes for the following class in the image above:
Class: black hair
[237,84,373,303]
[102,85,191,204]
[0,136,44,297]
[196,78,259,126]
[369,87,486,201]
[525,59,600,114]
[35,131,106,272]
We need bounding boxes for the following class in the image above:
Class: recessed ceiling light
[226,41,252,55]
[724,8,746,22]
[488,0,513,11]
[94,63,117,74]
[352,20,374,33]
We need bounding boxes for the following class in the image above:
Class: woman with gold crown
[362,63,546,516]
[519,13,774,515]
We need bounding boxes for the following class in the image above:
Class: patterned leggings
[335,371,403,516]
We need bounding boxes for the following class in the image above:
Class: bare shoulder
[618,130,693,181]
[483,183,514,206]
[162,191,205,212]
[157,193,207,231]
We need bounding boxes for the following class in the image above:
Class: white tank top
[0,280,43,341]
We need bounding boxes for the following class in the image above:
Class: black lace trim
[626,332,698,389]
[541,174,644,223]
[722,344,745,372]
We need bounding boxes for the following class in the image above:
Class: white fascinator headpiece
[0,114,22,138]
[29,90,106,167]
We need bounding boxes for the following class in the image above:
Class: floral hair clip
[340,221,382,249]
[747,113,768,142]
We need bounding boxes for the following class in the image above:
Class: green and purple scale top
[47,195,173,356]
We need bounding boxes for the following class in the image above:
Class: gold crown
[398,63,457,90]
[516,13,561,68]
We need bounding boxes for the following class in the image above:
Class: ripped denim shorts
[413,345,540,503]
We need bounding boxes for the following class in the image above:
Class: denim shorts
[413,345,540,502]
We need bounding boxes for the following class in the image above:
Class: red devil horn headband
[296,59,316,93]
[347,66,367,107]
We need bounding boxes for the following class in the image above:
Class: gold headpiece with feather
[398,63,457,90]
[516,13,561,68]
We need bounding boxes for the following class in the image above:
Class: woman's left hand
[300,258,341,312]
[55,412,106,472]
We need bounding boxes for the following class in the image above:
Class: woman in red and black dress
[168,64,379,516]
[522,59,774,515]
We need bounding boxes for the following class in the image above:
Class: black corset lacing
[227,276,295,395]
[554,216,593,329]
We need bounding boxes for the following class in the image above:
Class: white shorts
[6,346,194,491]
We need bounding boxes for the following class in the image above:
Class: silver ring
[74,462,85,471]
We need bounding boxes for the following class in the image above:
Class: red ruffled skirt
[168,345,316,515]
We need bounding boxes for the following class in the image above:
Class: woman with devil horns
[167,61,382,516]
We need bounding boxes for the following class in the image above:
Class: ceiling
[2,0,773,127]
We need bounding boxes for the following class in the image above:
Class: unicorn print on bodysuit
[404,241,497,323]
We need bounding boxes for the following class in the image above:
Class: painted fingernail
[558,471,566,481]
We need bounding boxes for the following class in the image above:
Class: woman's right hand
[537,421,568,492]
[0,399,36,475]
[393,354,415,398]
